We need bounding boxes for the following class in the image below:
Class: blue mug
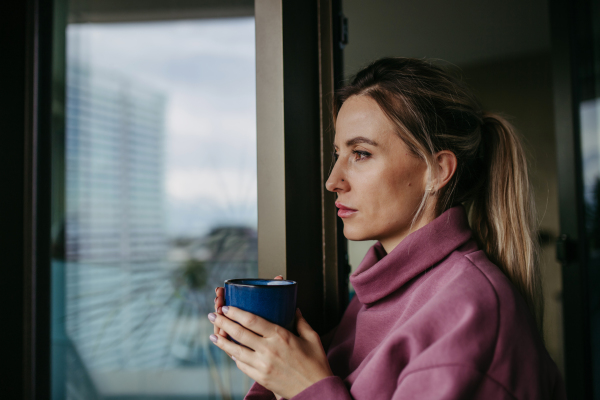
[224,279,298,332]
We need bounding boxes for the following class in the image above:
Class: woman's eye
[352,150,371,160]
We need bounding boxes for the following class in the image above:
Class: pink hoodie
[245,205,565,399]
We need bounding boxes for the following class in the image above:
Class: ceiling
[343,0,551,75]
[68,0,551,75]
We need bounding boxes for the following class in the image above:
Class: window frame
[256,0,347,335]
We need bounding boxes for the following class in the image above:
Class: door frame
[1,0,54,398]
[550,0,596,397]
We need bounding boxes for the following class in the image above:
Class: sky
[67,18,257,237]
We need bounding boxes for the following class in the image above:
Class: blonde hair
[335,57,543,330]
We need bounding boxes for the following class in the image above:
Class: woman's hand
[214,276,286,399]
[207,307,333,400]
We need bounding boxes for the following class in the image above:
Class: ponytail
[469,113,543,331]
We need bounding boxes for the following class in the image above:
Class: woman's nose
[326,161,348,193]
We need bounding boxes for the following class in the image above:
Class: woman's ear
[432,150,457,192]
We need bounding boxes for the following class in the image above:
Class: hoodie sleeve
[246,377,354,400]
[392,365,515,400]
[248,367,514,400]
[289,377,354,400]
[244,382,276,400]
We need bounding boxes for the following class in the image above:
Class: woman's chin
[343,226,377,242]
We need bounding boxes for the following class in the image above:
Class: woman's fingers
[214,287,228,337]
[212,289,230,354]
[216,287,225,308]
[228,350,269,389]
[294,309,320,344]
[213,317,219,336]
[221,306,276,338]
[211,335,276,394]
[210,334,256,367]
[208,311,262,349]
[274,275,284,280]
[213,290,220,335]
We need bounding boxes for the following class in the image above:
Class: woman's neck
[379,209,437,254]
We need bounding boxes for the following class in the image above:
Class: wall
[342,0,551,78]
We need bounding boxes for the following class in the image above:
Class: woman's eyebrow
[346,136,379,147]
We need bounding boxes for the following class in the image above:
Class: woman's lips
[336,202,358,218]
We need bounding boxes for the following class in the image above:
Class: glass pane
[579,0,600,397]
[52,5,257,400]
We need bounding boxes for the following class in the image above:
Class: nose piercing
[342,179,344,182]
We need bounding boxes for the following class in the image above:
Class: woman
[208,58,565,399]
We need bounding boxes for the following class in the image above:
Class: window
[52,4,257,399]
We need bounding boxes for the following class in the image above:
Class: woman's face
[326,95,432,252]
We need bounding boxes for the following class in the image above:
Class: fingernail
[222,306,229,314]
[208,313,216,322]
[215,287,218,294]
[231,355,236,361]
[209,334,218,343]
[214,297,218,303]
